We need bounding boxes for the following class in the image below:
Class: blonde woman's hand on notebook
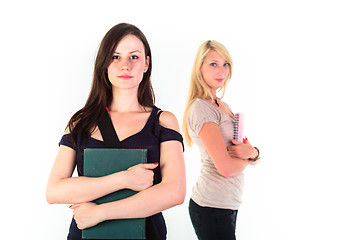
[227,138,258,160]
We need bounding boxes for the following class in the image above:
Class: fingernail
[154,162,159,165]
[69,205,73,209]
[243,138,246,143]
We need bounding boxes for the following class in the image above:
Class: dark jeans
[188,199,238,240]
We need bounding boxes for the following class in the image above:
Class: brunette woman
[46,23,186,240]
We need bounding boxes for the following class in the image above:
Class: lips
[117,75,133,79]
[216,78,224,83]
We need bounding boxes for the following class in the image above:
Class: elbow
[218,169,232,178]
[216,160,247,178]
[214,158,236,178]
[169,184,186,206]
[174,187,186,206]
[217,166,242,178]
[46,180,59,204]
[216,166,233,178]
[46,187,61,204]
[175,189,186,205]
[46,191,56,204]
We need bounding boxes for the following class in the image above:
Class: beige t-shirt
[187,98,245,210]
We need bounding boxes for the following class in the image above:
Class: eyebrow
[211,59,228,63]
[114,50,142,54]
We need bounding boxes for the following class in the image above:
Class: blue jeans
[188,199,238,240]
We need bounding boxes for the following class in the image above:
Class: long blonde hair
[182,40,233,147]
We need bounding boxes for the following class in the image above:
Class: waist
[192,170,244,210]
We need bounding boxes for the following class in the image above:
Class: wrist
[114,170,128,190]
[248,147,260,162]
[97,202,109,222]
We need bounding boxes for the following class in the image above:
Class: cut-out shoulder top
[59,106,183,240]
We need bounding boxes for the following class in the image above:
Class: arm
[46,135,156,204]
[71,111,186,230]
[198,122,255,177]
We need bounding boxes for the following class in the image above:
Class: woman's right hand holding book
[122,162,159,191]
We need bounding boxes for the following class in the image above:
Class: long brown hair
[67,23,154,145]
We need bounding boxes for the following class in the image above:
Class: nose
[217,65,226,76]
[121,65,130,70]
[119,59,131,71]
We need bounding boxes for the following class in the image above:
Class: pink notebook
[233,113,245,142]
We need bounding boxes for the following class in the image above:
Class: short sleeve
[187,99,221,136]
[59,134,76,150]
[159,127,184,151]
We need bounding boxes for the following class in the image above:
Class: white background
[1,0,360,239]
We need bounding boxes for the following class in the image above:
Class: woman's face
[107,34,149,91]
[200,50,230,92]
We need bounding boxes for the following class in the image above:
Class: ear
[144,56,150,72]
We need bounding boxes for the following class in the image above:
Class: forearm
[217,156,250,177]
[46,172,126,204]
[220,146,260,176]
[47,145,125,204]
[99,178,185,221]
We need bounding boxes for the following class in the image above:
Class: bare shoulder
[65,126,71,134]
[158,111,180,132]
[64,119,80,135]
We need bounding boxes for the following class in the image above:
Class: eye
[112,55,120,60]
[130,55,139,60]
[210,63,217,67]
[224,62,230,67]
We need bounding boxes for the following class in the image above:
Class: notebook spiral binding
[233,113,244,142]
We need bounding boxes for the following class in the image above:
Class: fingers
[69,204,79,209]
[142,162,159,170]
[231,137,249,145]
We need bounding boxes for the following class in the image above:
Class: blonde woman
[182,40,260,240]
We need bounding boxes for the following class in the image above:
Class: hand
[227,138,258,160]
[122,163,158,191]
[70,202,102,230]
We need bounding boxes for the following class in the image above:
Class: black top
[59,106,183,240]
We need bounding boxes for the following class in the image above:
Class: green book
[82,148,147,239]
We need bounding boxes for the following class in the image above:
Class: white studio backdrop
[1,0,360,239]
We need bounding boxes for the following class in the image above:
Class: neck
[205,95,220,107]
[206,94,218,101]
[209,89,217,100]
[109,88,143,113]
